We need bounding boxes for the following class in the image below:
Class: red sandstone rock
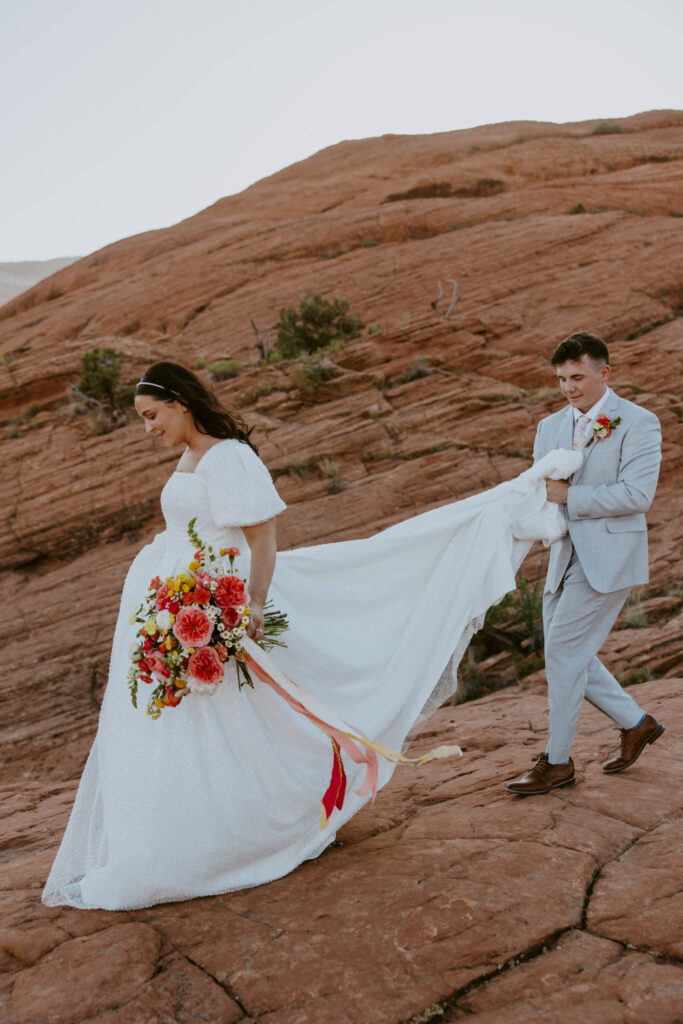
[0,111,682,1022]
[1,681,681,1023]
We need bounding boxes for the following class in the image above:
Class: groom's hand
[546,479,570,504]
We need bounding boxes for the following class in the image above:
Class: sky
[1,0,681,262]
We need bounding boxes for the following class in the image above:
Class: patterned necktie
[572,413,592,451]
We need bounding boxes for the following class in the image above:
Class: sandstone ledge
[1,678,680,1023]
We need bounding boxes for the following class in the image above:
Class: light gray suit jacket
[533,391,662,594]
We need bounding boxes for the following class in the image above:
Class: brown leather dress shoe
[602,713,665,774]
[506,753,575,795]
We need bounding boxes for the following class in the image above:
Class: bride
[43,361,579,911]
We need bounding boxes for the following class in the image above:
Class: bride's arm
[241,518,277,639]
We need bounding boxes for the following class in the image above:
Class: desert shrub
[282,456,313,479]
[76,347,128,405]
[621,667,651,686]
[400,359,432,383]
[569,203,586,215]
[365,442,395,462]
[69,346,133,433]
[450,568,545,702]
[205,358,241,381]
[292,355,338,396]
[276,293,364,358]
[593,121,624,135]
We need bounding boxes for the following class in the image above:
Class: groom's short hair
[551,331,609,367]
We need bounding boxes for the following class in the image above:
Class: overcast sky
[1,0,681,262]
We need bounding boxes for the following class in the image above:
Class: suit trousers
[543,548,644,763]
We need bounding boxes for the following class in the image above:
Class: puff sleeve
[199,440,286,528]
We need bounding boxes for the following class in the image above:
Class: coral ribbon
[241,637,462,829]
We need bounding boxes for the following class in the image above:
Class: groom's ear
[600,363,611,385]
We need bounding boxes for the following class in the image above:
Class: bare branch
[444,278,458,317]
[251,319,273,359]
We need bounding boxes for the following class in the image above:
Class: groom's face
[555,355,610,413]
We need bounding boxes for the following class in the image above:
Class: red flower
[181,591,195,606]
[143,638,153,650]
[149,576,162,590]
[164,687,182,707]
[168,600,180,615]
[214,575,247,608]
[220,605,242,629]
[187,646,224,685]
[214,642,229,662]
[155,581,173,610]
[194,587,211,605]
[173,607,214,647]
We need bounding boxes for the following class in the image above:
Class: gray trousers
[543,549,644,764]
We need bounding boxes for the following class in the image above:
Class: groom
[507,331,664,795]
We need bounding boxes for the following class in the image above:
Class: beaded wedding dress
[43,440,580,910]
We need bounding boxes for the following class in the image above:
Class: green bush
[276,292,364,358]
[205,358,241,381]
[569,203,586,215]
[593,121,624,135]
[76,347,127,404]
[69,346,133,434]
[292,355,338,396]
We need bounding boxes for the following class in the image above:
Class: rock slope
[0,110,682,1021]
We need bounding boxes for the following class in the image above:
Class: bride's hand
[247,601,265,641]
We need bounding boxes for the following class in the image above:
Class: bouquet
[128,517,288,718]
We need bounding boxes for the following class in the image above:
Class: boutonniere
[586,414,621,447]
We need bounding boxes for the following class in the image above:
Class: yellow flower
[128,612,137,625]
[182,584,190,593]
[143,617,157,635]
[175,679,187,689]
[189,560,200,571]
[188,647,195,654]
[154,698,165,708]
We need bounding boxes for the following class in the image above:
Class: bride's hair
[136,362,256,450]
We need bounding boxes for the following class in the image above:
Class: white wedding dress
[43,440,580,910]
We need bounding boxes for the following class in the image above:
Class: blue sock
[632,712,646,729]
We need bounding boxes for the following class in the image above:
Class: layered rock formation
[1,110,682,1021]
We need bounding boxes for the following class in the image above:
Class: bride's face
[135,395,188,446]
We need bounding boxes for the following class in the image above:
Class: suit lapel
[558,406,574,451]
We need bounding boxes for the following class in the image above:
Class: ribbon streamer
[241,636,462,828]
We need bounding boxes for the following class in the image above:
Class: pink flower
[172,607,214,648]
[214,575,247,608]
[193,570,214,589]
[145,649,171,679]
[187,646,224,685]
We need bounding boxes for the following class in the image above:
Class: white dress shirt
[572,386,612,443]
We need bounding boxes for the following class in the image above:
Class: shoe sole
[506,775,575,796]
[602,723,666,774]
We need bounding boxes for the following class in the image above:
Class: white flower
[155,609,173,631]
[187,678,219,696]
[129,642,141,659]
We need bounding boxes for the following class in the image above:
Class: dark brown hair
[551,331,610,367]
[136,362,255,450]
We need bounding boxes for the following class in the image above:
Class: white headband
[136,379,179,396]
